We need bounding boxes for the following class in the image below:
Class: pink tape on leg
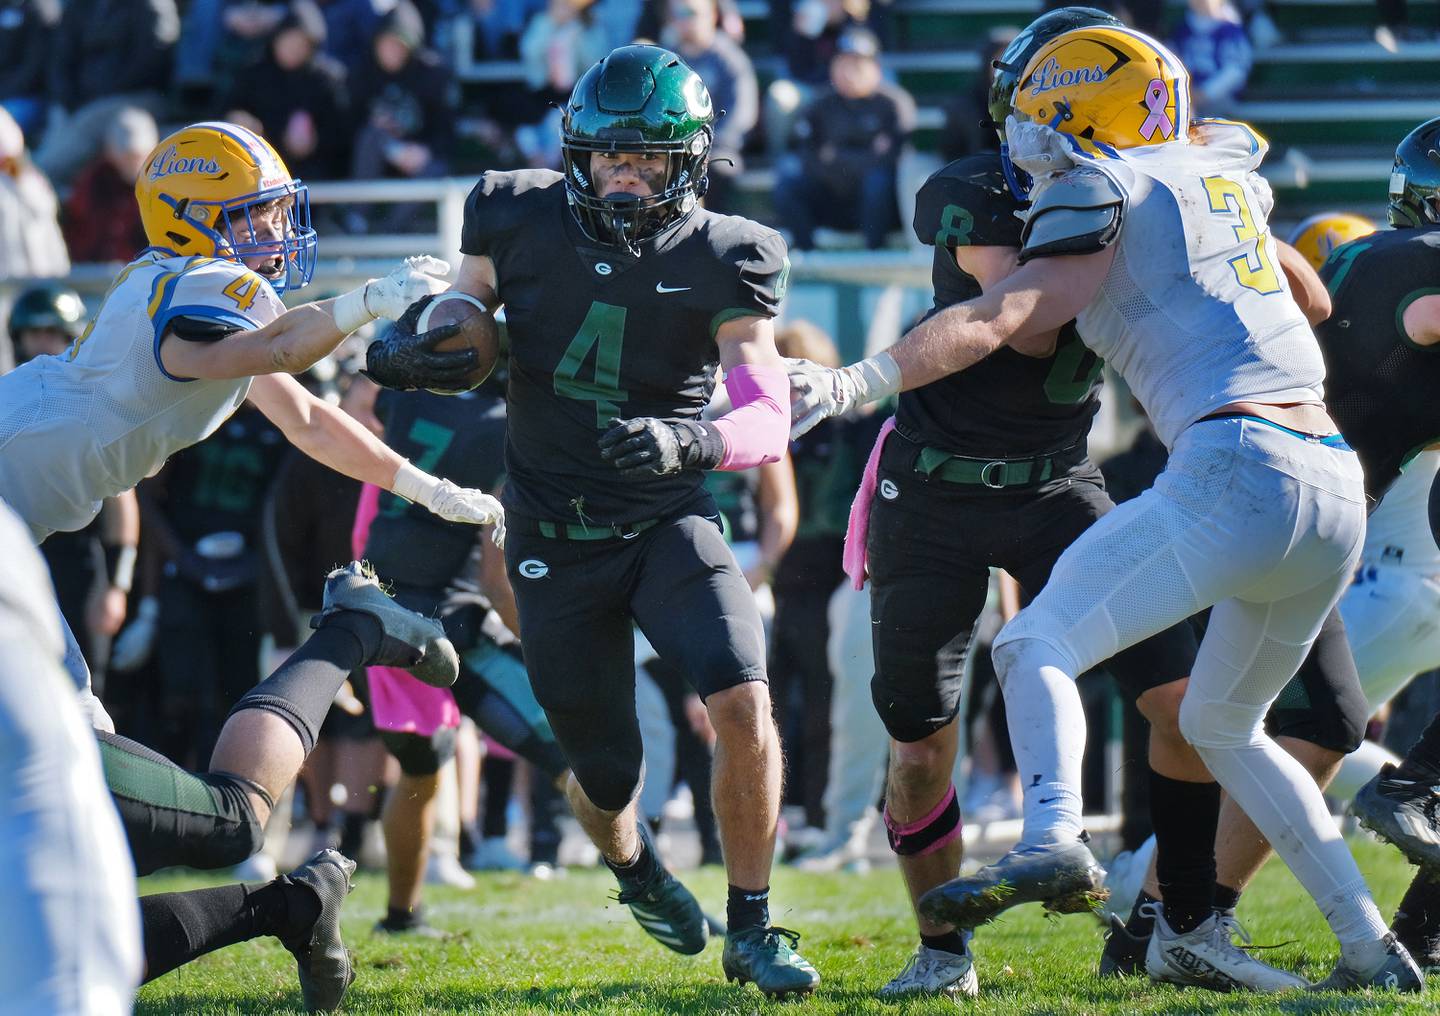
[884,783,963,856]
[714,363,790,470]
[352,482,383,558]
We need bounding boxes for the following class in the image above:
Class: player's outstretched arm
[787,249,1113,436]
[247,374,505,539]
[158,257,453,381]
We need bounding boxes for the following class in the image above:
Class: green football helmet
[1388,117,1440,229]
[986,6,1123,142]
[561,45,714,253]
[8,283,86,362]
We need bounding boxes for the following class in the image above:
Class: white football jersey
[1362,450,1440,571]
[0,252,284,540]
[1038,121,1326,449]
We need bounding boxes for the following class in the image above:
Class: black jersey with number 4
[1318,226,1440,502]
[460,169,789,526]
[897,158,1103,459]
[365,388,507,590]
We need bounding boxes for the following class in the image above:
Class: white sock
[1328,740,1402,801]
[993,638,1086,845]
[1328,877,1391,970]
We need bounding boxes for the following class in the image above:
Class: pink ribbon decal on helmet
[1138,78,1174,141]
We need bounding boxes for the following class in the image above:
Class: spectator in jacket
[774,27,914,249]
[1171,0,1252,114]
[61,108,157,264]
[35,0,178,189]
[664,0,757,212]
[351,1,455,183]
[0,0,58,138]
[0,106,68,278]
[223,3,352,182]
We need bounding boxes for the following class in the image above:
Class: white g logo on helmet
[518,559,550,579]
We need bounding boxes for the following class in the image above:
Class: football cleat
[614,823,709,955]
[1099,912,1150,978]
[917,837,1107,930]
[279,849,357,1013]
[722,925,820,998]
[877,943,979,1002]
[311,561,458,688]
[1353,764,1440,869]
[1315,933,1425,992]
[1144,905,1307,993]
[372,915,452,940]
[1099,836,1156,925]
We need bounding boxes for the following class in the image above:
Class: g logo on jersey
[594,262,613,276]
[880,479,900,501]
[518,559,550,579]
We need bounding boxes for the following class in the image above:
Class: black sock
[606,832,659,887]
[339,812,367,860]
[1214,883,1242,914]
[1125,890,1162,938]
[140,879,320,982]
[921,930,970,957]
[728,884,770,932]
[227,619,377,754]
[1393,867,1440,961]
[1149,770,1221,934]
[380,904,427,930]
[1397,714,1440,782]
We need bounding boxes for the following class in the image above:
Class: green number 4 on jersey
[554,301,630,428]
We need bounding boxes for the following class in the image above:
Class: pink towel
[352,482,461,736]
[843,416,896,590]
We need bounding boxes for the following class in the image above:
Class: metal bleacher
[453,0,1439,227]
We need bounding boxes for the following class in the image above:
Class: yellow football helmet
[135,121,317,293]
[1011,25,1190,154]
[1286,212,1377,271]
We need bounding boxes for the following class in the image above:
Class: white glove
[392,462,506,547]
[786,353,902,438]
[109,595,159,673]
[332,255,452,333]
[1005,116,1076,178]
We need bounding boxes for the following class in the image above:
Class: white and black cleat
[877,942,979,1003]
[280,849,358,1013]
[1144,904,1306,993]
[1353,764,1440,870]
[1315,933,1425,993]
[312,561,458,687]
[918,835,1107,930]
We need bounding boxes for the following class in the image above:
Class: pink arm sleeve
[352,482,383,558]
[714,363,790,471]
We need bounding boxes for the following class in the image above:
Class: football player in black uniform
[419,45,816,996]
[353,378,572,936]
[1328,117,1440,968]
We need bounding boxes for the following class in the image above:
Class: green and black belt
[913,444,1078,489]
[512,517,663,541]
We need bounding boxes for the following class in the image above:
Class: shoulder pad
[155,259,283,337]
[913,154,1025,249]
[1019,167,1125,264]
[461,169,563,258]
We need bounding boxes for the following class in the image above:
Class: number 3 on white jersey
[1203,175,1282,296]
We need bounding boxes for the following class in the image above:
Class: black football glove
[598,417,726,477]
[363,300,477,391]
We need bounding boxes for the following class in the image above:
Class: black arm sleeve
[167,315,243,343]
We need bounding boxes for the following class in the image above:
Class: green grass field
[136,836,1439,1015]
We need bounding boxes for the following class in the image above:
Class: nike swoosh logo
[655,283,692,294]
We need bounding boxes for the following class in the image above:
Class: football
[412,291,500,394]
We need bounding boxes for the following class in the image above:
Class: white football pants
[0,504,139,1015]
[994,417,1385,944]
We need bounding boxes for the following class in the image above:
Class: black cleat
[1354,764,1440,870]
[279,849,357,1013]
[1315,933,1424,992]
[311,561,458,687]
[722,925,820,998]
[614,824,709,955]
[918,836,1107,930]
[1099,912,1150,977]
[1392,868,1440,972]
